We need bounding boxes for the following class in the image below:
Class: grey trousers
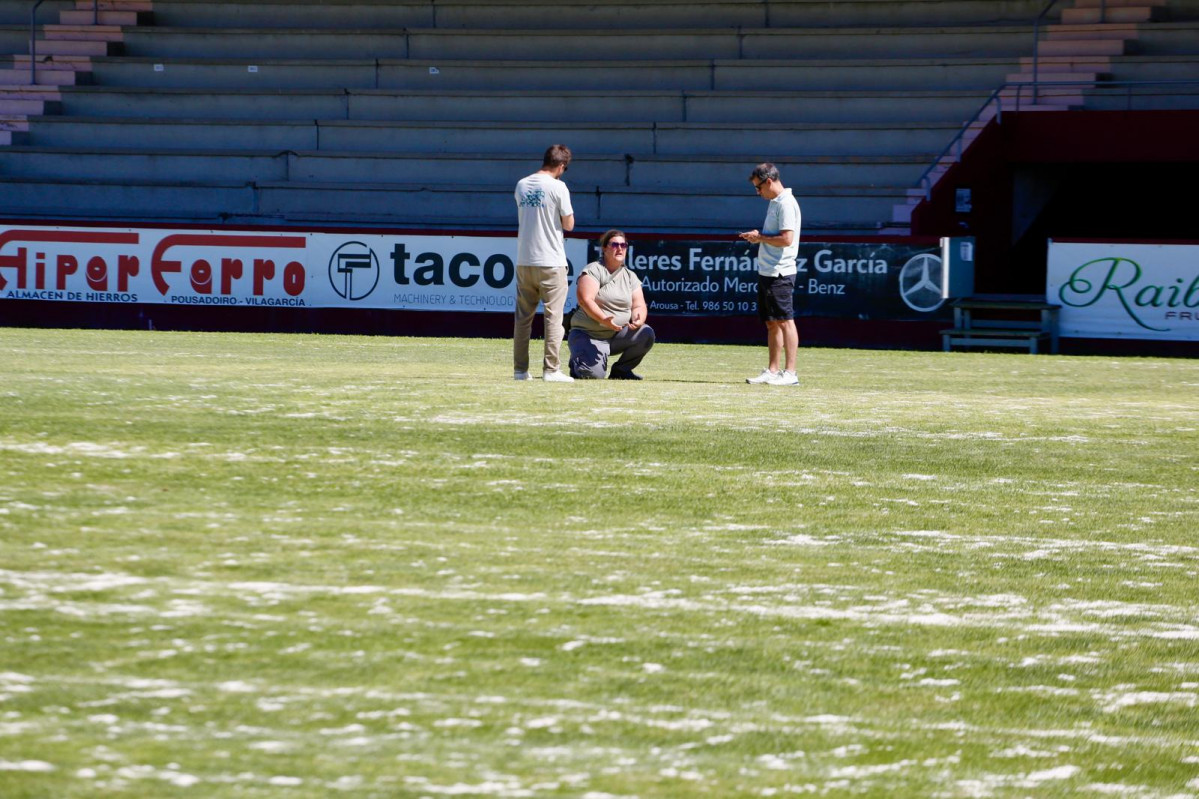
[567,324,656,379]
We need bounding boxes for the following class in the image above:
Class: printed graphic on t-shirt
[519,189,546,208]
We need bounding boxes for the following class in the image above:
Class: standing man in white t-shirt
[513,144,575,382]
[738,162,801,387]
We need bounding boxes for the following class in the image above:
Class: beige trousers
[513,265,568,374]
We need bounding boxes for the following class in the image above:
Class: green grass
[1,327,1197,798]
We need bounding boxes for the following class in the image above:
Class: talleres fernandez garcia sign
[1047,241,1199,341]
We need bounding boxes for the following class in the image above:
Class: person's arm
[577,274,620,331]
[738,229,794,247]
[628,285,648,330]
[561,214,575,232]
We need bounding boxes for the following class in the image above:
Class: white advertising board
[1047,241,1199,341]
[0,225,587,313]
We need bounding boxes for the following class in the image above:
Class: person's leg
[756,276,782,375]
[512,266,541,374]
[540,267,569,374]
[568,329,609,379]
[609,325,655,376]
[781,318,798,373]
[770,275,797,375]
[766,320,784,373]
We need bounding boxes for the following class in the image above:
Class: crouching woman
[567,229,655,380]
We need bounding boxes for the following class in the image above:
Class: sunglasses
[751,179,766,193]
[606,241,629,250]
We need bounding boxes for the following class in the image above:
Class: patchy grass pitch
[1,328,1197,798]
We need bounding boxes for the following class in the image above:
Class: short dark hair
[749,162,780,184]
[598,229,628,250]
[543,144,572,169]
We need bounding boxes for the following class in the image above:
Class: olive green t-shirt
[571,261,643,340]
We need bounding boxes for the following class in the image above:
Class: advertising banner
[1,224,949,321]
[1047,241,1199,341]
[593,238,947,320]
[0,226,585,313]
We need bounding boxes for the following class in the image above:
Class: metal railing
[917,79,1199,200]
[1033,0,1113,101]
[1031,0,1064,103]
[917,85,1005,200]
[30,0,100,84]
[917,0,1132,199]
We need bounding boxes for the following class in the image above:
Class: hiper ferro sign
[0,226,584,312]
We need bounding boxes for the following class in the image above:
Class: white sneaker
[766,370,799,386]
[746,369,779,384]
[514,370,530,381]
[543,370,574,382]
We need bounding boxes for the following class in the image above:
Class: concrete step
[115,24,1037,61]
[77,1,153,11]
[1080,84,1199,111]
[0,84,63,100]
[1005,71,1104,83]
[0,114,30,131]
[58,9,149,25]
[1017,55,1111,69]
[1103,54,1199,80]
[42,24,125,41]
[30,39,118,56]
[0,146,933,191]
[8,54,94,71]
[0,67,80,86]
[0,26,35,53]
[0,177,256,222]
[0,146,292,182]
[1062,6,1158,24]
[82,56,1024,93]
[648,121,959,157]
[28,116,324,151]
[1037,39,1128,56]
[1072,0,1165,8]
[0,175,900,232]
[0,98,57,114]
[1000,89,1084,107]
[255,181,905,231]
[124,0,1047,32]
[0,1,67,25]
[56,87,994,125]
[287,151,934,190]
[24,116,961,158]
[997,98,1078,109]
[1134,22,1199,55]
[140,2,434,30]
[1045,23,1141,40]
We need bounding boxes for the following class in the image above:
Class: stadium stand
[1,0,1196,236]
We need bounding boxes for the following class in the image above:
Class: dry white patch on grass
[850,530,1199,563]
[4,565,1195,644]
[1095,690,1198,714]
[0,759,56,772]
[0,441,177,460]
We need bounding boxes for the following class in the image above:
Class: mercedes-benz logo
[898,253,946,313]
[328,241,380,301]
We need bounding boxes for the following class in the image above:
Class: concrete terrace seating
[3,0,1064,231]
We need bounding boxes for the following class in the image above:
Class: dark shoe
[609,369,642,380]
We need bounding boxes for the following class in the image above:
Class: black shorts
[757,274,795,322]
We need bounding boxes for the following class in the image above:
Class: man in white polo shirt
[513,144,575,382]
[738,162,801,387]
